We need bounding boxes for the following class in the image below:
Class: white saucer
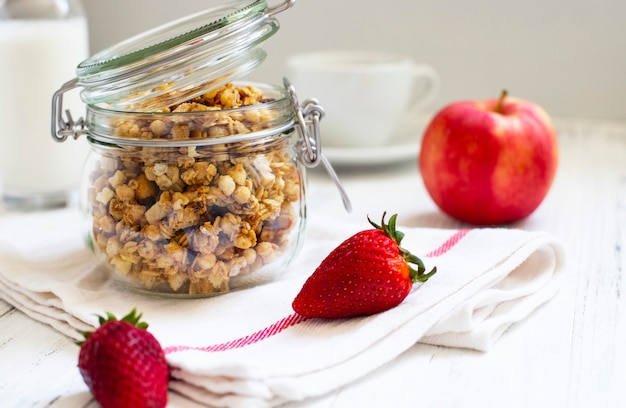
[321,132,421,166]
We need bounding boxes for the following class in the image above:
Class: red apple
[419,91,558,225]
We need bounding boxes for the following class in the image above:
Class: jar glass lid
[76,0,294,111]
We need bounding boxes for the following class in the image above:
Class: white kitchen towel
[0,208,565,407]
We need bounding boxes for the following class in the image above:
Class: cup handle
[409,65,441,111]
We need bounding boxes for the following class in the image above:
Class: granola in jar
[83,83,305,296]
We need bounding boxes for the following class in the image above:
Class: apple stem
[495,89,508,114]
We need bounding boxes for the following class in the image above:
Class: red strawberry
[77,309,169,408]
[293,213,436,319]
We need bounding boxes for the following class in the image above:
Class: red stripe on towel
[164,313,308,354]
[425,229,470,257]
[164,229,471,355]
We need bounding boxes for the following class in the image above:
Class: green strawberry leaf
[369,212,437,283]
[76,308,148,346]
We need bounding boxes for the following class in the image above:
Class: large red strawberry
[293,213,436,319]
[77,309,169,408]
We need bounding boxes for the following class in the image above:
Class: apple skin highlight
[419,93,558,225]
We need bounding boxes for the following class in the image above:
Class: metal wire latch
[285,78,352,212]
[51,78,86,143]
[267,0,296,16]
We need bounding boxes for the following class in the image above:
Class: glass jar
[51,0,350,297]
[82,82,313,296]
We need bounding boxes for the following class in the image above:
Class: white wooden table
[1,119,624,407]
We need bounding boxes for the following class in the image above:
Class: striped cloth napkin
[0,208,565,407]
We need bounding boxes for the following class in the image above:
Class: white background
[82,0,626,120]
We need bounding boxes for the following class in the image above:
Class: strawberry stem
[76,308,148,346]
[368,213,437,283]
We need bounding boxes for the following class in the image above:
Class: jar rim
[84,82,296,147]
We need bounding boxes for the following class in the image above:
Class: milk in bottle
[0,0,89,209]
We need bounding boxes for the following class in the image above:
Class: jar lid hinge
[51,78,87,142]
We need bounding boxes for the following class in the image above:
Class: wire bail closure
[285,78,352,212]
[51,78,85,142]
[267,0,296,16]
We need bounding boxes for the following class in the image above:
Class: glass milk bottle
[0,0,89,209]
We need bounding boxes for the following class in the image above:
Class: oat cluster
[87,83,302,295]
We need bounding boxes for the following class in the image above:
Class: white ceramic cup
[286,50,440,148]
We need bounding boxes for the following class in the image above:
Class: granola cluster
[87,83,302,295]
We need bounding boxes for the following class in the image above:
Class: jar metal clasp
[284,78,353,213]
[51,77,86,142]
[268,0,296,16]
